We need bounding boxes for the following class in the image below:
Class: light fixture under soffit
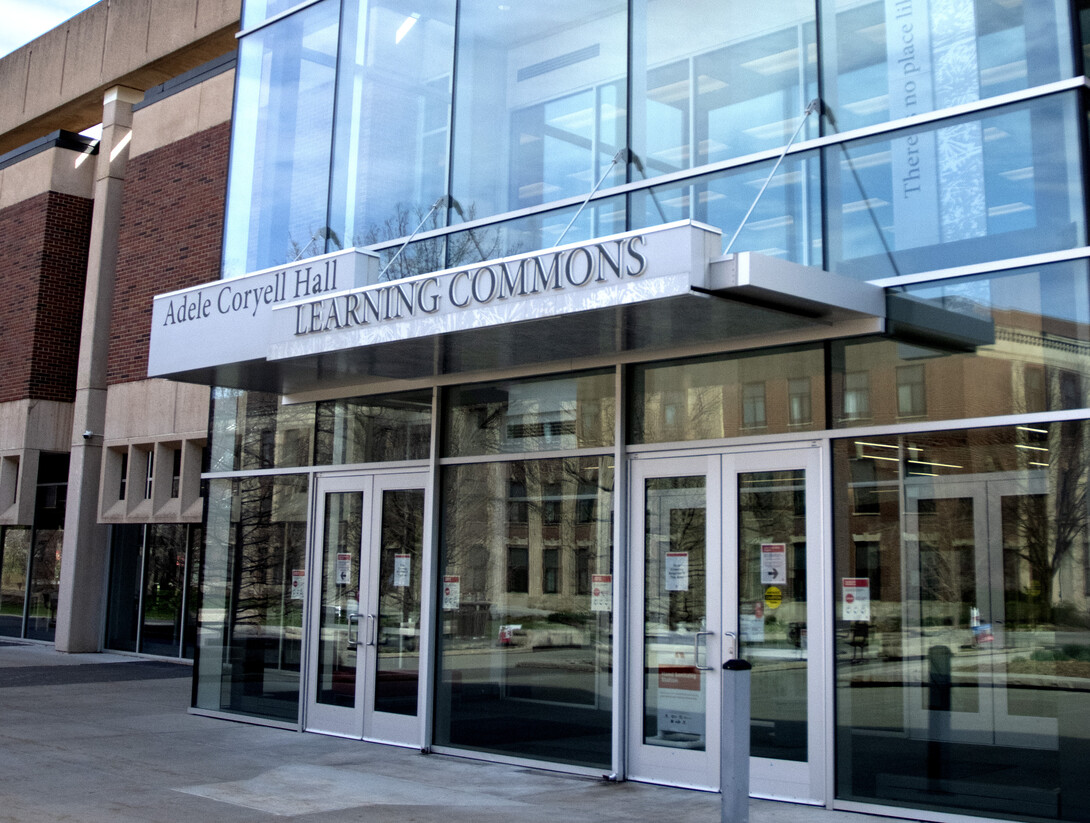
[396,13,421,44]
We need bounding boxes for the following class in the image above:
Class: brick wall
[108,120,230,384]
[0,191,92,404]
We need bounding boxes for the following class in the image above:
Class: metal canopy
[155,251,890,396]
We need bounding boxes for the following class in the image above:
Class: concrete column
[55,86,142,653]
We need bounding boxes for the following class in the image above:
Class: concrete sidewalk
[0,640,888,823]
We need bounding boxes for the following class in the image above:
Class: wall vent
[517,44,600,81]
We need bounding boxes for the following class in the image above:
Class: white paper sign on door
[657,665,704,736]
[591,574,612,612]
[760,543,786,584]
[336,553,351,585]
[665,552,689,591]
[290,569,306,600]
[393,554,411,587]
[442,575,461,610]
[842,577,871,622]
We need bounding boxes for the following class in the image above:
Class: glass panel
[450,0,627,224]
[183,524,202,660]
[643,475,707,751]
[739,470,808,762]
[241,0,302,29]
[194,475,308,721]
[329,0,455,259]
[314,390,432,465]
[105,525,143,653]
[140,524,191,657]
[223,0,339,278]
[630,154,821,263]
[210,389,316,472]
[633,1,816,176]
[827,93,1084,280]
[821,0,1072,134]
[832,260,1090,426]
[913,496,981,714]
[443,371,615,457]
[26,456,67,642]
[374,488,424,716]
[435,457,613,768]
[316,491,362,708]
[834,423,1090,821]
[0,526,29,638]
[630,346,825,444]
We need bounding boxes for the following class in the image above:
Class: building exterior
[0,0,240,655]
[5,1,1090,822]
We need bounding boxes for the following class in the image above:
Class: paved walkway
[0,640,894,823]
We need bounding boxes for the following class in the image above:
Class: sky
[0,0,99,59]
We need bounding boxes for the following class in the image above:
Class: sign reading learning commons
[147,221,722,379]
[291,234,648,336]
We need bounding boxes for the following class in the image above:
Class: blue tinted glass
[450,1,627,224]
[827,93,1084,280]
[821,0,1073,133]
[430,196,626,268]
[223,0,339,278]
[242,0,306,29]
[630,153,821,265]
[634,2,817,176]
[329,0,456,254]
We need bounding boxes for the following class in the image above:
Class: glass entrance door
[628,447,825,800]
[904,472,1059,749]
[305,471,430,744]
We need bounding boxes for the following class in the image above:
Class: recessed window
[506,546,529,593]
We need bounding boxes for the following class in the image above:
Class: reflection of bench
[849,622,869,663]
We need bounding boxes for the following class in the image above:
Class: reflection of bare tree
[360,202,506,281]
[1009,422,1088,624]
[227,475,307,641]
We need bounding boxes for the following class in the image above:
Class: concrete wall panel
[0,0,240,154]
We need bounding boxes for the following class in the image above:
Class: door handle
[347,613,359,648]
[365,614,377,647]
[724,631,737,661]
[694,631,714,671]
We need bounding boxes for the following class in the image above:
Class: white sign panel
[393,554,411,588]
[149,248,377,377]
[842,577,871,622]
[442,575,461,610]
[665,552,689,592]
[591,574,612,612]
[291,569,306,600]
[336,553,352,585]
[657,665,705,737]
[149,222,721,378]
[760,543,787,585]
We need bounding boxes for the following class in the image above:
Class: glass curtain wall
[434,373,615,767]
[632,0,816,176]
[831,260,1090,426]
[222,0,340,278]
[820,0,1072,134]
[834,423,1090,822]
[225,0,1079,284]
[0,526,29,637]
[194,475,308,721]
[448,0,628,248]
[328,0,456,279]
[827,92,1085,280]
[105,524,202,658]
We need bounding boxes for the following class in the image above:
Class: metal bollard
[721,659,751,823]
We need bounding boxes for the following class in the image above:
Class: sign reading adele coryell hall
[148,222,723,379]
